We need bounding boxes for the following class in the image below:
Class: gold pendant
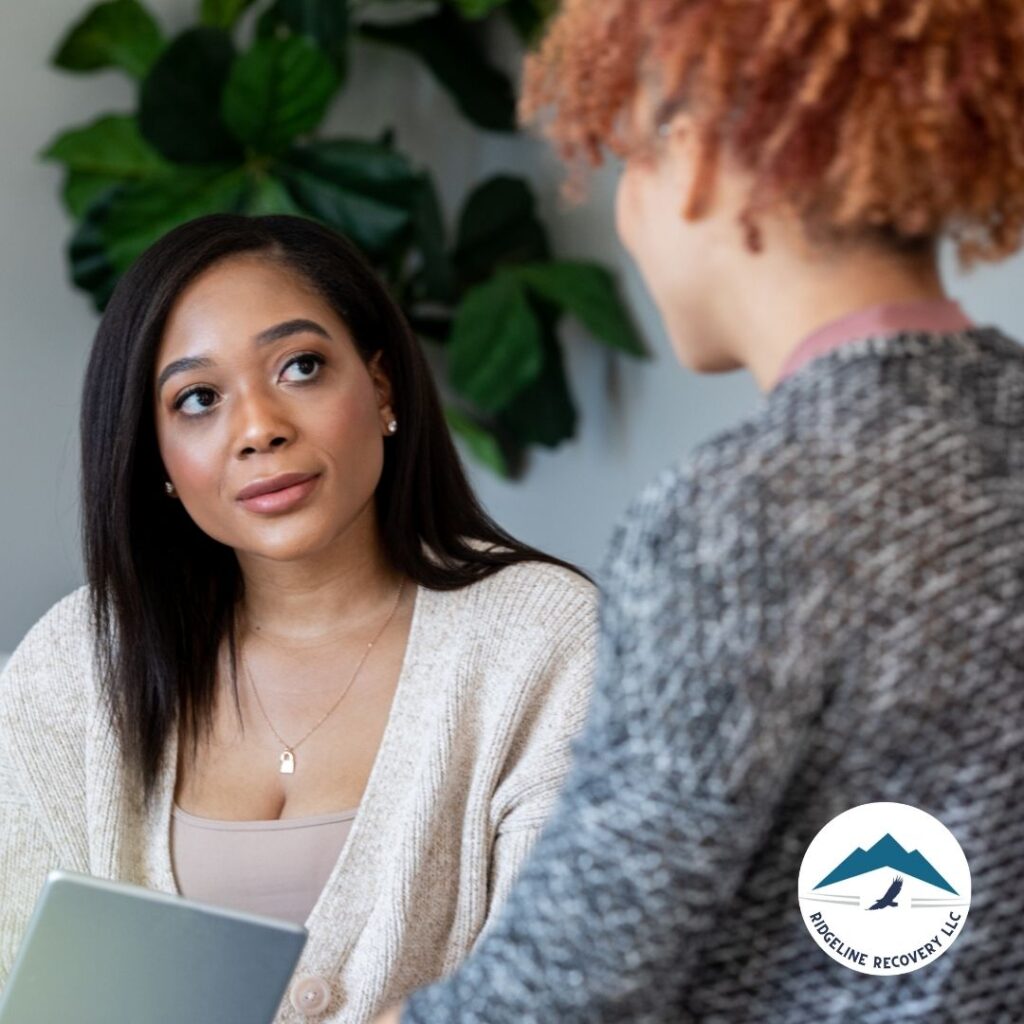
[279,750,295,774]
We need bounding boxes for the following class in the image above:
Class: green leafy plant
[43,0,647,477]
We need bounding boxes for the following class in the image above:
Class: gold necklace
[242,578,406,774]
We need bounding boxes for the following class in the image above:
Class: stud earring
[387,419,398,434]
[164,481,177,497]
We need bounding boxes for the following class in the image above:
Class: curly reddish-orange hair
[520,0,1024,264]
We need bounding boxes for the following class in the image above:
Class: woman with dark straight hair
[0,214,598,1022]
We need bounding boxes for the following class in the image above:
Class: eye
[174,386,218,417]
[281,352,325,383]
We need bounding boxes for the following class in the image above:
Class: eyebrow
[156,318,331,392]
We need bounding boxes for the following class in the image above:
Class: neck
[712,238,948,392]
[235,506,404,650]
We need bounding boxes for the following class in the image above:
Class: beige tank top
[170,804,357,925]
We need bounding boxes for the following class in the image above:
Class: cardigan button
[289,975,332,1016]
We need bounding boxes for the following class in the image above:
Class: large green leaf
[222,37,337,155]
[104,169,247,271]
[359,8,516,133]
[496,300,577,447]
[448,273,544,412]
[454,175,549,285]
[42,114,169,178]
[69,202,122,310]
[409,174,456,304]
[139,28,242,164]
[62,173,123,218]
[200,0,258,29]
[52,0,163,79]
[285,138,421,201]
[445,407,511,478]
[70,168,247,309]
[257,0,349,76]
[242,172,307,215]
[514,261,648,357]
[42,113,172,219]
[279,140,418,254]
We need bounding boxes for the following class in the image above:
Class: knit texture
[403,327,1024,1024]
[0,561,598,1022]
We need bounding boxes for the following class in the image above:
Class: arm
[393,471,823,1023]
[0,670,63,987]
[0,591,90,989]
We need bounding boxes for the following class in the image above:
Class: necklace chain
[242,578,406,773]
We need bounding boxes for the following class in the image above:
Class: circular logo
[798,802,971,976]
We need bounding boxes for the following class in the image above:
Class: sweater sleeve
[0,662,64,988]
[476,586,600,944]
[402,467,825,1023]
[0,588,92,991]
[0,734,61,987]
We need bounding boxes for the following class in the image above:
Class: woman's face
[152,255,395,564]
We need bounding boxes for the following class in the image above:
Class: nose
[233,388,296,457]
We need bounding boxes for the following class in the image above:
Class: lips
[236,472,320,501]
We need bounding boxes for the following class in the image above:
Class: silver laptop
[0,871,307,1024]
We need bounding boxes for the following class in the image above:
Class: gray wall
[2,0,1022,652]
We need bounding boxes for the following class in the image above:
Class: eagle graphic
[867,875,903,910]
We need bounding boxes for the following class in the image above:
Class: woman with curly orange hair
[374,2,1024,1020]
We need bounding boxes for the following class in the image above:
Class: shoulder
[416,559,599,723]
[459,558,598,665]
[468,556,596,615]
[0,586,95,836]
[605,429,774,576]
[1,584,94,677]
[0,584,97,730]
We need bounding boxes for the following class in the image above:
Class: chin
[667,333,744,375]
[237,518,339,563]
[693,351,746,375]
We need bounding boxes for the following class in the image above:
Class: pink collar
[774,299,974,388]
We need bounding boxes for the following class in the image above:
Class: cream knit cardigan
[0,561,598,1023]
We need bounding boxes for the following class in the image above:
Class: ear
[657,115,713,222]
[367,349,395,414]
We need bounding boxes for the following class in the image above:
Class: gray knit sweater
[403,327,1024,1024]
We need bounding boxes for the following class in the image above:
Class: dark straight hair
[81,213,588,800]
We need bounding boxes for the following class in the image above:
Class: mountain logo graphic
[798,802,971,977]
[813,833,958,894]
